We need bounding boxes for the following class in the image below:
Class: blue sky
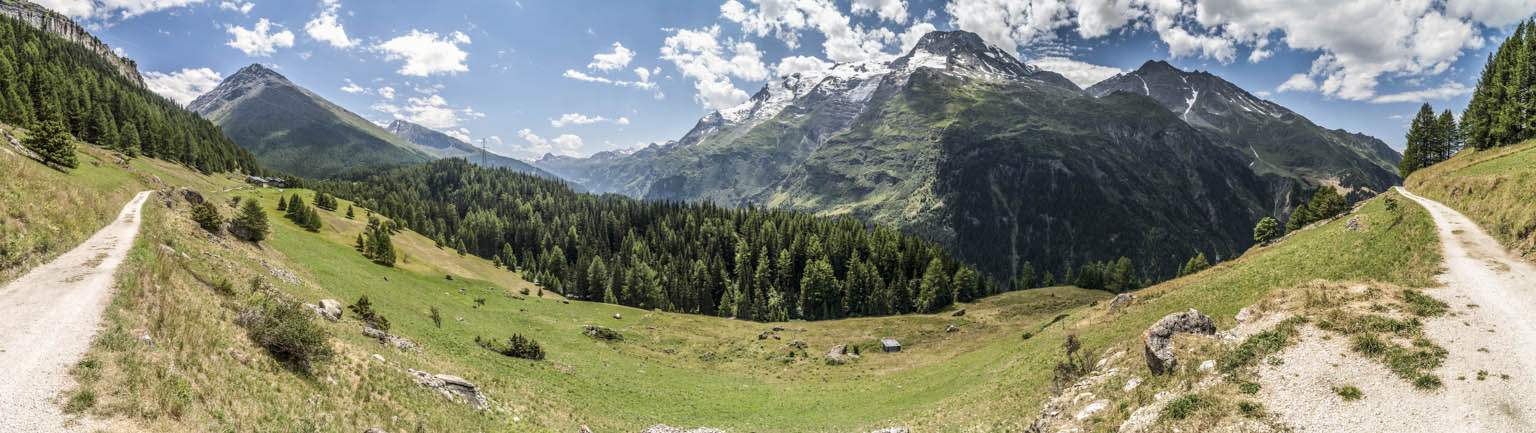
[41,0,1536,159]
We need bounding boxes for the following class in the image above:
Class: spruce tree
[346,205,355,219]
[234,199,269,242]
[24,119,76,169]
[276,196,287,211]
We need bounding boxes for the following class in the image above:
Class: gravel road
[0,191,151,432]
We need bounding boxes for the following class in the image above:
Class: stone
[1198,360,1216,372]
[1141,309,1216,374]
[179,188,204,204]
[786,340,807,349]
[137,332,153,346]
[372,353,385,362]
[699,351,714,361]
[1109,293,1135,308]
[614,313,622,320]
[1234,306,1256,323]
[227,348,251,366]
[317,299,343,321]
[825,344,858,364]
[1075,399,1110,421]
[1344,215,1366,232]
[758,331,773,340]
[866,429,909,433]
[363,429,387,433]
[434,374,489,410]
[1120,405,1161,433]
[946,325,960,333]
[362,326,421,351]
[1123,376,1142,392]
[562,300,570,304]
[952,309,966,317]
[445,274,454,280]
[637,425,728,433]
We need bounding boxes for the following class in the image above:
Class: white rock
[1198,360,1216,372]
[1120,406,1161,433]
[1072,392,1094,404]
[372,353,385,362]
[1074,399,1109,421]
[1154,391,1171,401]
[1123,376,1143,392]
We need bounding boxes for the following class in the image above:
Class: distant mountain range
[188,64,559,181]
[535,30,1402,280]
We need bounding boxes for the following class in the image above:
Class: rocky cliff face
[0,0,144,87]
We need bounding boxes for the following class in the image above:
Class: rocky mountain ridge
[0,0,145,87]
[385,119,563,180]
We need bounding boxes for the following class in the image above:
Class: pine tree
[233,199,269,242]
[24,119,76,169]
[1434,109,1459,163]
[276,196,287,211]
[346,205,355,219]
[1400,103,1437,177]
[355,233,366,251]
[1254,217,1282,244]
[917,258,950,313]
[798,259,838,320]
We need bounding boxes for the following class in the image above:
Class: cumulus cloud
[587,42,636,71]
[1029,56,1124,88]
[219,1,253,14]
[516,129,586,157]
[1276,73,1316,93]
[851,0,908,23]
[940,0,1527,101]
[378,30,471,76]
[1370,82,1472,104]
[33,0,204,20]
[225,18,294,57]
[340,78,366,94]
[775,55,833,77]
[377,86,395,99]
[660,25,773,110]
[722,0,905,63]
[145,67,223,106]
[305,0,355,49]
[371,93,482,129]
[550,113,631,127]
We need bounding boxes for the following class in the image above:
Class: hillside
[1087,61,1402,206]
[1406,139,1536,258]
[188,64,433,178]
[385,119,562,180]
[538,30,1282,280]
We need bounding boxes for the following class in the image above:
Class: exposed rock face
[362,326,420,351]
[178,188,204,204]
[952,309,966,317]
[0,1,145,87]
[1142,309,1217,374]
[409,369,488,410]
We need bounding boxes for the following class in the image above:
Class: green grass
[1408,139,1536,257]
[1219,317,1306,372]
[1401,289,1448,317]
[1333,385,1363,401]
[1161,394,1213,420]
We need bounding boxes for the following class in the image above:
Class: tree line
[0,16,261,174]
[1399,103,1461,177]
[1464,20,1536,151]
[316,159,998,321]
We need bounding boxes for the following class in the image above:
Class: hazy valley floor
[0,191,151,432]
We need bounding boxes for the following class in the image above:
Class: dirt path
[1257,188,1536,432]
[0,191,151,432]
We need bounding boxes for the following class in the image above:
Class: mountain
[537,30,1277,280]
[0,0,144,87]
[1087,61,1401,206]
[384,119,562,180]
[188,64,432,178]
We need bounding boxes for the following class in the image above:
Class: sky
[37,0,1536,159]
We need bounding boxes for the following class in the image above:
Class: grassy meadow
[1406,139,1536,258]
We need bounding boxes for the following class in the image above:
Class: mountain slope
[384,119,561,180]
[540,30,1277,279]
[188,64,432,178]
[1087,61,1402,206]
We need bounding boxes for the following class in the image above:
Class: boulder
[866,429,909,433]
[946,325,960,333]
[824,344,858,364]
[179,188,204,204]
[786,340,807,349]
[362,326,421,351]
[409,369,489,410]
[951,309,966,317]
[613,313,622,320]
[758,331,773,340]
[317,299,343,321]
[1141,309,1216,374]
[1234,306,1257,323]
[1109,293,1135,308]
[1344,215,1366,232]
[1075,399,1110,421]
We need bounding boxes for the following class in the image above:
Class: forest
[0,15,261,174]
[317,159,1000,321]
[1463,19,1536,151]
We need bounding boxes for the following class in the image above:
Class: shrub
[582,325,623,341]
[1237,381,1261,394]
[474,297,487,306]
[1333,385,1363,401]
[24,119,77,169]
[477,334,546,360]
[1051,334,1089,392]
[191,201,222,233]
[241,298,334,369]
[1236,400,1264,417]
[64,389,95,413]
[1161,394,1211,420]
[348,295,390,332]
[211,277,235,296]
[1253,217,1282,244]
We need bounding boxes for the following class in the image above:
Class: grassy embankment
[1406,139,1536,259]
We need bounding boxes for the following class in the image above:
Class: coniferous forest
[1463,20,1536,151]
[0,15,261,174]
[318,159,998,321]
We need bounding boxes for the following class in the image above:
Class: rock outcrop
[824,344,858,364]
[0,1,145,87]
[362,326,420,351]
[408,369,488,410]
[1142,309,1217,374]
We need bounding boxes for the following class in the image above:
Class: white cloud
[371,93,479,129]
[851,0,908,23]
[32,0,204,19]
[587,42,635,71]
[378,30,471,76]
[225,18,294,57]
[898,21,937,53]
[516,129,585,157]
[660,25,772,110]
[941,0,1526,101]
[1029,56,1124,88]
[442,128,472,142]
[1370,82,1472,104]
[722,0,905,63]
[549,113,632,127]
[219,1,253,14]
[340,78,366,94]
[1276,73,1317,93]
[145,67,223,106]
[775,55,833,77]
[377,86,395,99]
[305,0,355,49]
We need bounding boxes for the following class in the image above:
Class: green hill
[1407,139,1536,257]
